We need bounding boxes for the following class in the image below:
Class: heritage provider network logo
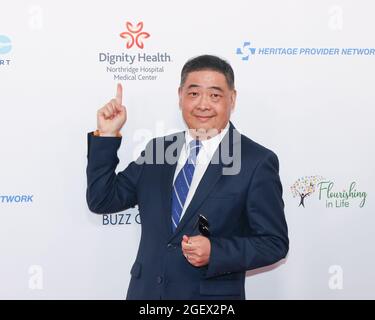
[0,194,34,204]
[291,176,367,209]
[236,41,375,61]
[98,21,172,81]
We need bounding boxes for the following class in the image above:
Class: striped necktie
[171,139,202,232]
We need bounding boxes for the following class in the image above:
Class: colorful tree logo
[120,22,150,49]
[291,175,324,208]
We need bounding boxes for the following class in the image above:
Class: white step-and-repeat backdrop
[1,0,374,299]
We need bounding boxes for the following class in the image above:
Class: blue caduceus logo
[236,41,256,61]
[0,35,12,54]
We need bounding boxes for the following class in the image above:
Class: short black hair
[180,55,235,89]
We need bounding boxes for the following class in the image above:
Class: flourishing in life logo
[291,176,325,208]
[120,22,150,49]
[291,176,367,208]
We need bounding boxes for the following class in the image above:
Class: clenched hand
[181,234,211,267]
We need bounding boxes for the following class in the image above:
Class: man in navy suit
[86,55,288,300]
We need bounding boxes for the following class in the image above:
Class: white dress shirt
[172,122,230,220]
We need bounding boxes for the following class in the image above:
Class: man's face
[178,70,236,135]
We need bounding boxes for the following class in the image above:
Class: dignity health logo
[98,21,172,81]
[119,21,150,49]
[236,41,375,61]
[0,35,12,67]
[291,176,367,209]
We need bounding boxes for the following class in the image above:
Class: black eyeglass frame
[193,214,210,238]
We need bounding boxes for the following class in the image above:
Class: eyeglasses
[193,214,210,238]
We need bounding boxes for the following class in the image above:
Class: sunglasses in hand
[193,214,210,238]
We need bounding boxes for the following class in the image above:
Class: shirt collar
[184,122,230,159]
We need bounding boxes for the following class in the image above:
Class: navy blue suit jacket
[86,122,288,300]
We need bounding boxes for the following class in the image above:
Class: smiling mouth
[194,115,214,122]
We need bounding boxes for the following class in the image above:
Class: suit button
[157,276,163,284]
[167,243,172,248]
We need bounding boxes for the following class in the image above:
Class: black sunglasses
[193,214,210,238]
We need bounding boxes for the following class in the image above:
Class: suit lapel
[167,122,239,242]
[169,161,223,241]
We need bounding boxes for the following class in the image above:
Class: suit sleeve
[205,151,289,278]
[86,132,145,214]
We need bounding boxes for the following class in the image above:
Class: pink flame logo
[119,21,150,49]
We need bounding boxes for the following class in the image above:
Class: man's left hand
[181,234,211,267]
